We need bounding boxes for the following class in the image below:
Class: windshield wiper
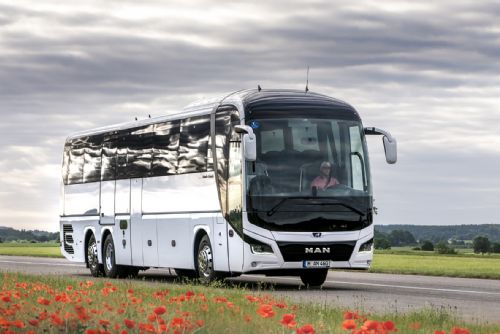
[266,197,310,216]
[266,197,365,217]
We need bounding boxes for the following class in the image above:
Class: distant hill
[0,226,59,243]
[375,224,500,243]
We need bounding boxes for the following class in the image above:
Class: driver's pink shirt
[311,176,339,190]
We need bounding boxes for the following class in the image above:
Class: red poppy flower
[342,319,357,330]
[451,327,471,334]
[28,319,39,327]
[154,305,167,315]
[37,297,51,306]
[384,320,396,331]
[296,324,315,334]
[256,304,275,318]
[280,314,297,328]
[124,319,135,329]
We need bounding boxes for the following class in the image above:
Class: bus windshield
[245,117,373,232]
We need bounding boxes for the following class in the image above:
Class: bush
[435,242,457,254]
[473,236,491,254]
[412,247,421,251]
[421,240,434,251]
[492,242,500,254]
[374,238,391,250]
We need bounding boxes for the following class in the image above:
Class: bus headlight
[245,235,274,254]
[359,239,373,253]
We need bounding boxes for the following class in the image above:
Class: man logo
[305,247,330,254]
[312,232,322,238]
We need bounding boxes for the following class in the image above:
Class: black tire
[300,269,328,287]
[195,235,218,283]
[87,234,103,277]
[102,234,127,278]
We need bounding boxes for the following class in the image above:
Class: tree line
[0,227,59,243]
[375,229,500,254]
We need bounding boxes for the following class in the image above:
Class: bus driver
[311,161,339,190]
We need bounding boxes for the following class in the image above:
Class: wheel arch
[83,227,97,268]
[192,226,210,268]
[100,227,113,261]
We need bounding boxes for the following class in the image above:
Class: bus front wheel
[195,235,216,283]
[87,234,103,277]
[299,269,329,287]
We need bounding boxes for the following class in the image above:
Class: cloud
[0,0,499,230]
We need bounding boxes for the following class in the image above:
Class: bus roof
[66,89,356,141]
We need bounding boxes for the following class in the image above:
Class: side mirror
[383,136,397,164]
[234,125,257,161]
[364,127,397,164]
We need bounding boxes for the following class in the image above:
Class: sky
[0,0,499,232]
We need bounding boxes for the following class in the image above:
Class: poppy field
[1,273,499,334]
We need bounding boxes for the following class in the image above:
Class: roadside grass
[1,272,499,333]
[371,253,500,279]
[0,242,62,258]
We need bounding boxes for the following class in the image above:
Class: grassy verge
[0,242,62,258]
[371,253,500,279]
[0,272,498,333]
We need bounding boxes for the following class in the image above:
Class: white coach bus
[60,89,396,286]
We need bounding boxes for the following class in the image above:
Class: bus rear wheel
[300,269,329,287]
[103,234,127,278]
[87,234,103,277]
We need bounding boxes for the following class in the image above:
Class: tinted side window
[83,135,103,183]
[178,115,210,174]
[68,138,85,184]
[127,125,154,178]
[152,120,180,176]
[101,133,118,181]
[116,130,129,180]
[62,143,71,185]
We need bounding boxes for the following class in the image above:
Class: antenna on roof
[258,84,262,92]
[305,66,310,93]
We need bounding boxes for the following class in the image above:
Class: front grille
[62,224,74,254]
[277,242,355,262]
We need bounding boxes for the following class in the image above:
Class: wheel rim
[197,244,213,278]
[105,242,114,272]
[87,239,98,270]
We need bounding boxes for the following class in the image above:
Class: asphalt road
[1,255,499,323]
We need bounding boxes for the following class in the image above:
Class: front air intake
[277,241,356,262]
[62,224,74,254]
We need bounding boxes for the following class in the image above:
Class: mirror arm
[364,127,395,143]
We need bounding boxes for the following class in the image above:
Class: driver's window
[349,126,365,191]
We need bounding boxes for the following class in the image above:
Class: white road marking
[245,275,500,296]
[0,259,85,268]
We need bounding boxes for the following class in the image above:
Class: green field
[0,242,62,257]
[0,272,498,333]
[370,252,500,279]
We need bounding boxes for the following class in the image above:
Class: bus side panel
[157,214,193,269]
[212,214,229,272]
[143,173,220,270]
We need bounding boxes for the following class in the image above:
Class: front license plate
[303,260,330,268]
